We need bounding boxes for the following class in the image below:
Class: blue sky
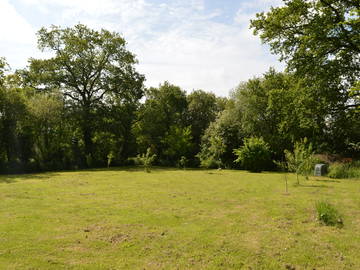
[1,0,284,96]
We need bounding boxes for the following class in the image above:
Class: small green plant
[136,148,156,173]
[107,151,114,168]
[179,156,188,170]
[315,200,343,227]
[233,137,272,172]
[284,138,316,184]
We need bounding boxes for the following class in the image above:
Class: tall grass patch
[328,161,360,179]
[315,200,343,227]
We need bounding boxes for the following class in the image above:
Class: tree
[0,58,7,85]
[186,90,223,149]
[161,125,193,164]
[284,138,316,184]
[133,82,188,163]
[26,91,68,170]
[251,0,359,89]
[197,107,242,168]
[23,24,144,163]
[0,73,29,171]
[233,69,309,156]
[250,0,360,117]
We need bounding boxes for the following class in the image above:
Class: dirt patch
[108,233,131,244]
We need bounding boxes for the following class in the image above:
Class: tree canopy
[251,0,360,111]
[22,24,145,163]
[0,12,359,173]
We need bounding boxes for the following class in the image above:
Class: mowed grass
[0,168,359,269]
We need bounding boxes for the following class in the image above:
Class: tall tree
[186,90,224,156]
[23,24,144,162]
[0,73,29,171]
[251,0,360,155]
[251,0,359,114]
[133,82,188,164]
[251,0,359,96]
[198,104,243,168]
[0,58,7,85]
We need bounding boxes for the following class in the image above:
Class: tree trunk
[81,104,93,167]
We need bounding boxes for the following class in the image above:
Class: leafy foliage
[23,24,144,162]
[179,156,188,169]
[197,107,242,168]
[186,90,225,155]
[136,148,156,172]
[251,0,360,155]
[0,14,359,172]
[284,138,316,184]
[251,0,359,91]
[162,126,193,163]
[328,161,360,179]
[133,82,187,163]
[233,137,272,172]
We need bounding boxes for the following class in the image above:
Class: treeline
[0,0,359,173]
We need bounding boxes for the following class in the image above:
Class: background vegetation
[0,0,358,174]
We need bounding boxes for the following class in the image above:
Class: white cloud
[125,1,284,96]
[0,0,35,43]
[0,0,39,69]
[5,0,284,96]
[234,0,284,27]
[133,20,283,96]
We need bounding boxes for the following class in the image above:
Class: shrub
[315,200,343,227]
[328,161,360,179]
[199,156,222,169]
[178,156,188,169]
[136,148,156,172]
[162,126,193,164]
[233,137,272,172]
[198,134,226,169]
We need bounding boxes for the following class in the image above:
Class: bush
[233,137,272,172]
[199,156,222,169]
[197,133,226,169]
[315,200,343,227]
[328,161,360,179]
[136,148,156,172]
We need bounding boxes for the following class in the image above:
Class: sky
[1,0,285,96]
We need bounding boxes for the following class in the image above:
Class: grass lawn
[0,168,359,269]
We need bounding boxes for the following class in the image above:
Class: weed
[315,200,343,227]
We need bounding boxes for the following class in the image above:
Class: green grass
[0,168,359,269]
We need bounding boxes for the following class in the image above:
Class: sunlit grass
[0,168,359,269]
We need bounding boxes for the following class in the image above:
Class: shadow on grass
[297,183,333,188]
[0,172,60,184]
[314,179,341,183]
[0,166,188,183]
[86,166,208,173]
[88,166,181,173]
[0,166,225,183]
